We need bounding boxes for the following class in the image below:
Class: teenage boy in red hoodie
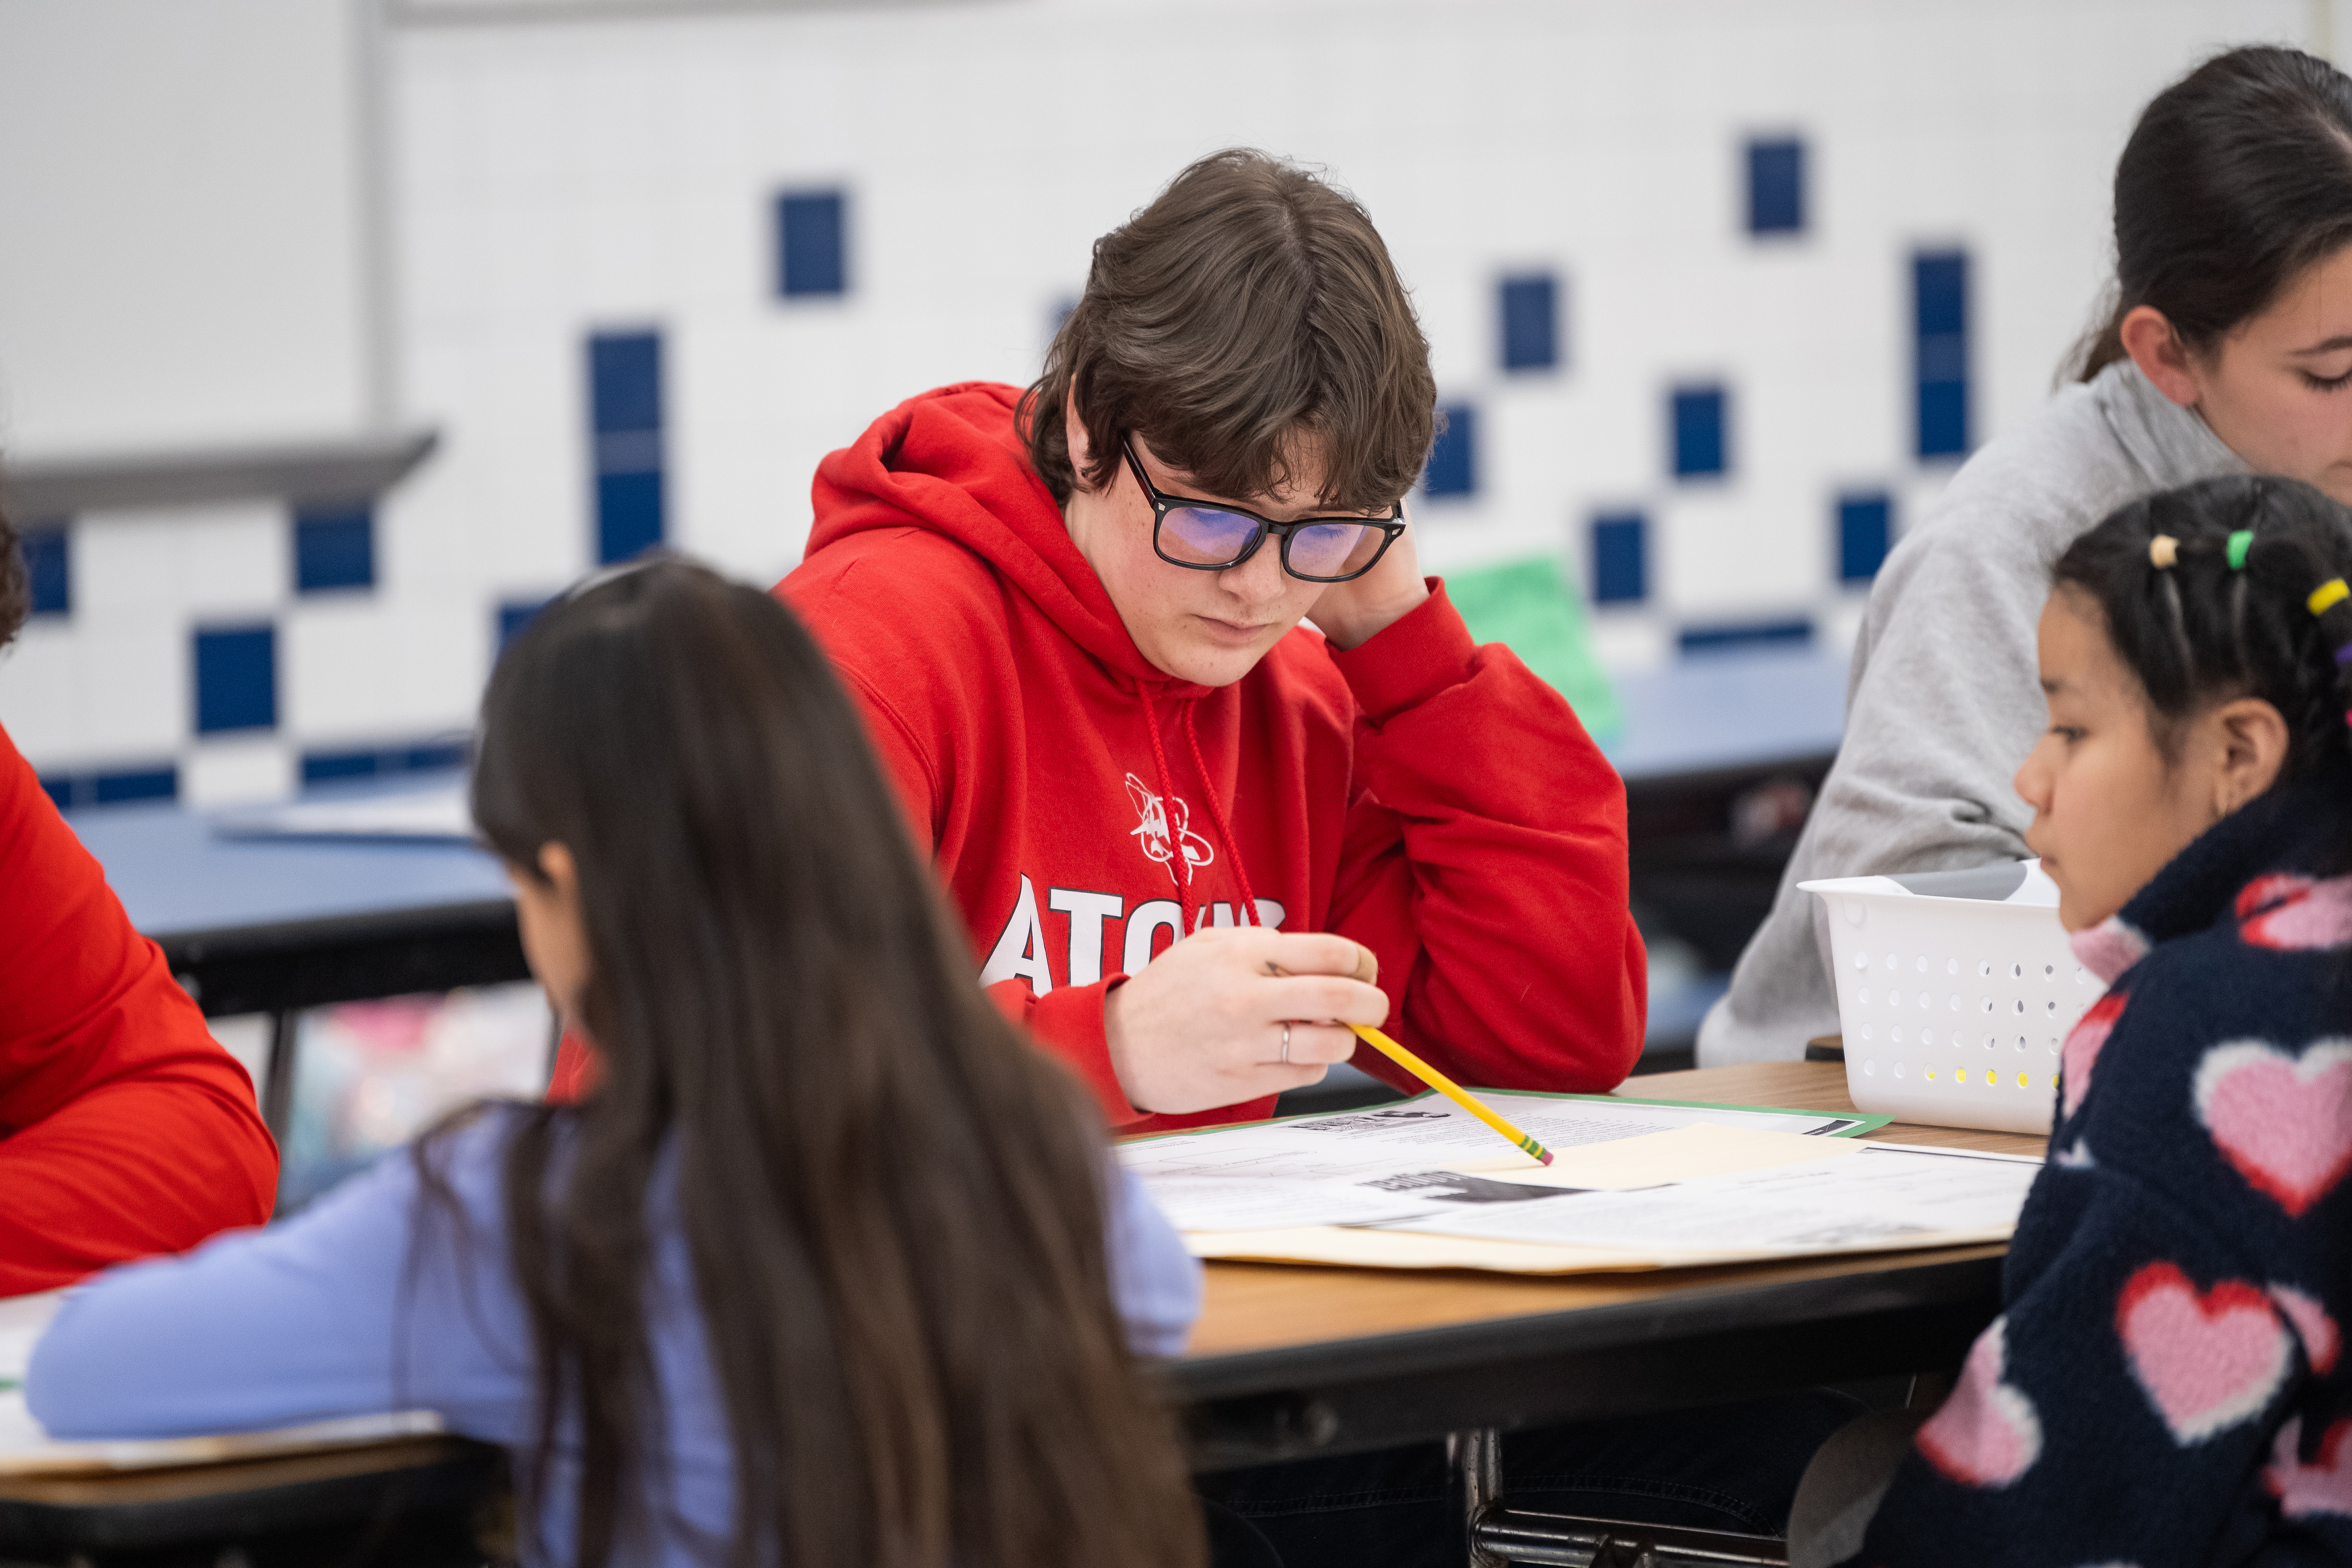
[778,149,1646,1134]
[0,507,279,1295]
[772,150,1844,1567]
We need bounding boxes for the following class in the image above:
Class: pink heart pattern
[2116,1262,2292,1444]
[2193,1040,2352,1218]
[2266,1416,2352,1519]
[2268,1285,2341,1375]
[2071,916,2148,984]
[2237,873,2352,952]
[1917,1318,2041,1487]
[2060,993,2129,1120]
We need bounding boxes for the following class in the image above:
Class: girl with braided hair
[1790,473,2352,1565]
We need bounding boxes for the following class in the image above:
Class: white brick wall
[0,0,2316,799]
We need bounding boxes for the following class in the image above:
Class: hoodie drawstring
[1182,703,1260,926]
[1138,688,1259,934]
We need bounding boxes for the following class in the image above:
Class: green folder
[1446,555,1621,740]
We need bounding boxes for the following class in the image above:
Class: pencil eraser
[1536,1151,1555,1167]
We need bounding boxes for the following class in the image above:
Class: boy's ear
[2210,697,2291,814]
[1063,386,1099,492]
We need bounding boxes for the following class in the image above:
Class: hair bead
[2310,578,2351,616]
[2150,534,2181,569]
[2227,530,2255,570]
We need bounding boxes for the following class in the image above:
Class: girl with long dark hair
[1709,44,2352,1064]
[27,560,1207,1568]
[1790,474,2352,1564]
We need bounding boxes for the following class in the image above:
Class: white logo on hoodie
[1124,773,1215,884]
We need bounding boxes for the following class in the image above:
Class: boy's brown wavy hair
[1022,148,1438,510]
[0,502,27,650]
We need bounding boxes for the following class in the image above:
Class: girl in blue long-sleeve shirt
[28,560,1208,1568]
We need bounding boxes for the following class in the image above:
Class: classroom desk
[65,647,1847,1012]
[0,1063,2019,1567]
[60,647,1849,1138]
[1181,1060,2034,1562]
[63,776,524,1135]
[1175,1058,2040,1555]
[0,1435,499,1566]
[1603,648,1847,786]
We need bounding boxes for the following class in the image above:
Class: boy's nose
[1219,544,1291,606]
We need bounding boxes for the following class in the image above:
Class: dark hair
[1020,147,1437,509]
[0,499,27,650]
[454,561,1201,1568]
[2072,46,2352,381]
[2052,474,2352,783]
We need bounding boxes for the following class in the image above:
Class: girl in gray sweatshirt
[1703,43,2352,1064]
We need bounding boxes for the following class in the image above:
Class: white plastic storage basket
[1798,860,2104,1135]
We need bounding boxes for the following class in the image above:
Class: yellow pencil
[1343,1023,1554,1167]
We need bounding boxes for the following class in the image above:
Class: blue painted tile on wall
[588,329,665,564]
[1679,617,1813,655]
[589,332,662,435]
[1424,405,1477,498]
[22,524,68,616]
[776,190,847,297]
[1914,250,1971,459]
[1838,493,1892,582]
[1747,138,1805,235]
[93,767,179,805]
[302,739,468,785]
[596,471,664,565]
[498,597,550,653]
[194,624,277,734]
[1672,386,1728,479]
[41,766,179,811]
[294,507,375,593]
[1499,274,1559,371]
[1591,512,1646,603]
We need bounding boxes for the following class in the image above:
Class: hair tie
[2227,530,2255,571]
[2311,579,2351,616]
[2149,534,2180,569]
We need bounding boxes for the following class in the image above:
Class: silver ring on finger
[1281,1023,1291,1064]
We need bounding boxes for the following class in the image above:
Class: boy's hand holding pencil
[1276,940,1557,1168]
[1103,928,1389,1116]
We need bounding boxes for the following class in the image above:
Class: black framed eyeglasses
[1122,441,1406,584]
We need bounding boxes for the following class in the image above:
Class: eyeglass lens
[1159,505,1387,581]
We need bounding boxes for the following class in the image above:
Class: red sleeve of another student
[0,727,280,1295]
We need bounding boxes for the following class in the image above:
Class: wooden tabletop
[1185,1060,2040,1360]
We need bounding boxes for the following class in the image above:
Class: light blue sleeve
[1106,1163,1201,1358]
[27,1111,534,1444]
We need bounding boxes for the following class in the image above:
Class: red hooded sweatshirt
[0,724,279,1294]
[547,383,1647,1130]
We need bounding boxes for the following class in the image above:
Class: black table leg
[1449,1426,1502,1568]
[260,1010,299,1144]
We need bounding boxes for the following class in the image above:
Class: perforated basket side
[1815,888,2100,1135]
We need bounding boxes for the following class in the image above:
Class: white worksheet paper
[1119,1093,1869,1233]
[1380,1144,2041,1254]
[212,784,472,842]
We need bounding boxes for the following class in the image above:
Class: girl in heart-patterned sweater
[1803,475,2352,1566]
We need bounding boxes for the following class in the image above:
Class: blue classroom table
[63,645,1850,1129]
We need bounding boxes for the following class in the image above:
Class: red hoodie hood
[807,382,1214,699]
[759,378,1646,1132]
